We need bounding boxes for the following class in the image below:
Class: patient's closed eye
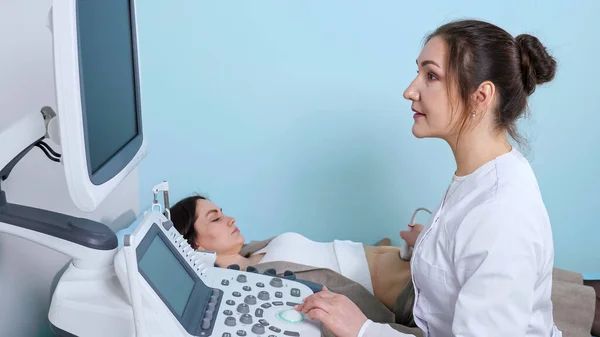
[206,209,222,221]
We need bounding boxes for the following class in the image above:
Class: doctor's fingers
[305,307,331,323]
[314,286,337,299]
[400,223,424,235]
[305,295,369,337]
[296,287,338,312]
[400,225,424,247]
[297,295,335,315]
[412,224,424,232]
[298,287,335,304]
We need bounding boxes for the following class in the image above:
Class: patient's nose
[227,216,236,226]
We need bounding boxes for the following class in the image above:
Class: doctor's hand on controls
[295,19,563,337]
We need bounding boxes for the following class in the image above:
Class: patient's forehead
[195,199,221,219]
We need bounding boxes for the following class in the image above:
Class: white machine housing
[49,0,147,212]
[3,0,323,336]
[49,209,322,337]
[0,0,148,280]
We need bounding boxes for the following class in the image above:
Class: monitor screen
[138,234,195,317]
[76,0,140,175]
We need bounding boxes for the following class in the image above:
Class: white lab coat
[358,148,562,337]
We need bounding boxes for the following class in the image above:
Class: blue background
[134,0,600,276]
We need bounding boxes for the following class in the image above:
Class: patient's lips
[232,227,240,234]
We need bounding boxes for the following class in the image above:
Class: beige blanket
[240,238,424,337]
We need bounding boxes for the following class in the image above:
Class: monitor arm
[0,109,118,270]
[0,110,46,179]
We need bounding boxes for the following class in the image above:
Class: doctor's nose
[403,84,420,101]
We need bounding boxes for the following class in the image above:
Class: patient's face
[193,199,245,255]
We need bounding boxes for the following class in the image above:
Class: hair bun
[516,34,557,95]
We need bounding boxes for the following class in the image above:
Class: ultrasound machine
[0,0,322,336]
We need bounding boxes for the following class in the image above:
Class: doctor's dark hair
[170,194,207,249]
[426,19,557,147]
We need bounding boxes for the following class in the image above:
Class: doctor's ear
[471,81,496,114]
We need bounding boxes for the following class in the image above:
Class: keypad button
[255,308,264,317]
[222,333,231,337]
[244,295,257,305]
[236,274,247,283]
[232,291,242,297]
[202,317,211,330]
[275,292,283,298]
[261,303,272,309]
[258,291,270,301]
[243,285,252,291]
[269,326,282,333]
[225,317,236,326]
[226,300,235,306]
[290,288,301,297]
[236,330,247,336]
[252,324,266,335]
[272,301,283,306]
[240,314,253,325]
[269,277,283,288]
[221,280,230,286]
[223,310,233,316]
[284,331,300,337]
[259,319,270,326]
[286,302,301,307]
[256,282,265,288]
[237,303,250,314]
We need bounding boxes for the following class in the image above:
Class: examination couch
[552,268,598,337]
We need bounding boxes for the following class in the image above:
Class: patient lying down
[170,195,422,311]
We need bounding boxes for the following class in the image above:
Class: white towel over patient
[251,232,374,294]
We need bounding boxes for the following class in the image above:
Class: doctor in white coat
[295,19,563,337]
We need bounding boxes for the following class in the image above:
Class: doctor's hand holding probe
[295,19,563,337]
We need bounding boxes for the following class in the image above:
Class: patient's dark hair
[170,195,207,249]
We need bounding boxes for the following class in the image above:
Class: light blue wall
[135,1,600,275]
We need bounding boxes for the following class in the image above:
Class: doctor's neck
[447,126,512,178]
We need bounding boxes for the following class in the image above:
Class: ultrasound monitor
[50,0,147,212]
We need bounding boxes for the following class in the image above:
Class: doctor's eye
[427,72,438,81]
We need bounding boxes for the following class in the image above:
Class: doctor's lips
[232,227,240,234]
[412,108,426,118]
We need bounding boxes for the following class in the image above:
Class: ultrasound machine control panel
[112,210,322,337]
